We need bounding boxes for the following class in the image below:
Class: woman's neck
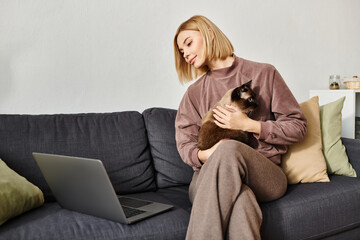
[207,55,235,70]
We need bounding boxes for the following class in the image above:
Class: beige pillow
[281,96,330,184]
[0,158,44,225]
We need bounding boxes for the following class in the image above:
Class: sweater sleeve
[175,90,202,171]
[256,67,307,145]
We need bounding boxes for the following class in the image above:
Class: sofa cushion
[0,193,190,240]
[260,175,360,239]
[320,97,357,177]
[0,112,156,201]
[342,137,360,175]
[156,185,191,213]
[320,227,360,240]
[0,158,44,225]
[143,108,193,188]
[281,96,330,184]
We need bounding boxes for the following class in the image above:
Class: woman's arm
[175,90,204,171]
[255,68,307,145]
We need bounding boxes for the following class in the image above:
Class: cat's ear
[239,80,252,93]
[239,80,252,92]
[244,80,252,87]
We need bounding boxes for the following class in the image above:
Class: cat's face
[231,80,258,113]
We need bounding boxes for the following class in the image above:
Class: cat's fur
[197,80,258,150]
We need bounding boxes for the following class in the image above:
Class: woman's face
[177,30,206,69]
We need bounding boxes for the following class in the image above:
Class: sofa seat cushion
[0,112,156,201]
[156,185,191,213]
[260,175,360,240]
[0,192,190,240]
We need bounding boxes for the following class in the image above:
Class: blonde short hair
[173,15,234,84]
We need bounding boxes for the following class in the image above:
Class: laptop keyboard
[118,197,152,208]
[118,197,153,218]
[122,206,146,218]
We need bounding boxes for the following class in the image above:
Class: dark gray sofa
[0,107,359,240]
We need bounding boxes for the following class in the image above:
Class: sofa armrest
[342,137,360,177]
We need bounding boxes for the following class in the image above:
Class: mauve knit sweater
[175,55,307,171]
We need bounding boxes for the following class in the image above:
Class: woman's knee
[208,140,244,165]
[202,140,253,178]
[269,181,287,202]
[273,171,288,199]
[257,171,287,202]
[218,139,244,149]
[215,139,250,156]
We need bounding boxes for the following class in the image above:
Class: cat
[197,80,258,150]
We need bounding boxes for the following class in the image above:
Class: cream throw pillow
[281,96,330,184]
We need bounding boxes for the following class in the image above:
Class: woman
[174,15,307,240]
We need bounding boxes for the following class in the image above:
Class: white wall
[1,0,359,114]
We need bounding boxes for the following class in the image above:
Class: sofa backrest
[0,112,156,202]
[143,108,193,188]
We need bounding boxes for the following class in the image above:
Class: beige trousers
[186,140,287,240]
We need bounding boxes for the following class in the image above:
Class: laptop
[32,152,173,224]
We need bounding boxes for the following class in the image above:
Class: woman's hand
[197,140,225,164]
[213,104,261,134]
[213,105,248,130]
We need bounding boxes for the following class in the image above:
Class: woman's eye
[187,41,192,46]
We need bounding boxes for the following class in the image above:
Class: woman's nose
[184,50,190,60]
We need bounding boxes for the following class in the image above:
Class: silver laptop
[32,152,173,224]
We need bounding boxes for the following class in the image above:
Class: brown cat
[197,80,258,150]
